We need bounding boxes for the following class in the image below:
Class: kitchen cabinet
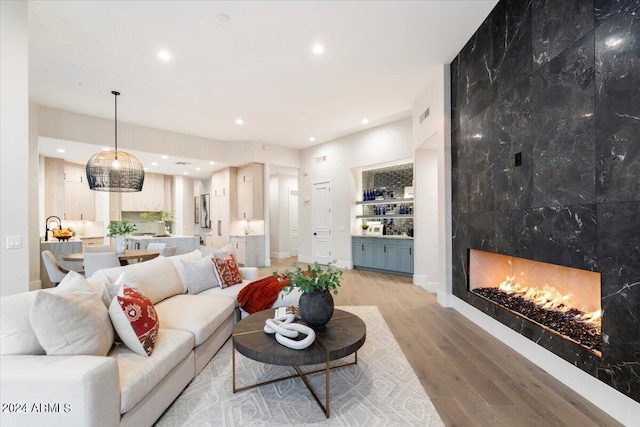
[211,168,232,197]
[121,172,165,211]
[352,236,413,275]
[352,237,374,268]
[374,239,398,271]
[208,168,237,248]
[229,235,265,267]
[44,157,65,220]
[398,240,414,274]
[81,237,105,248]
[64,162,95,221]
[237,163,264,220]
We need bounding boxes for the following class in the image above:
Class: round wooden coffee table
[232,308,366,418]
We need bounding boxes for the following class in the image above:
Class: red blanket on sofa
[238,275,289,314]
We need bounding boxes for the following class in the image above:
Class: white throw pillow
[181,256,220,294]
[99,272,141,308]
[0,292,45,355]
[109,286,159,356]
[169,249,203,293]
[29,272,114,356]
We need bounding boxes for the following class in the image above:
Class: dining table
[63,249,160,266]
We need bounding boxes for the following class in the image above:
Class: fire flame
[499,275,601,328]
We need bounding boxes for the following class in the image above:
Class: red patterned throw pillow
[108,286,159,356]
[212,253,243,288]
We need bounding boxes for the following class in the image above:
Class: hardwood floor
[260,258,622,427]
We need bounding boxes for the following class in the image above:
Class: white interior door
[289,189,298,256]
[312,181,331,265]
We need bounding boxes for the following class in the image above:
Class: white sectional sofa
[0,249,300,427]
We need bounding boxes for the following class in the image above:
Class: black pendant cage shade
[86,151,145,192]
[86,90,145,192]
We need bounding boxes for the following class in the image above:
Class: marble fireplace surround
[450,0,640,404]
[468,249,602,357]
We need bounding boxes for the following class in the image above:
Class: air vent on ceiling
[419,107,430,124]
[175,161,191,165]
[315,155,327,163]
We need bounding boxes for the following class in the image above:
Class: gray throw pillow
[181,256,220,294]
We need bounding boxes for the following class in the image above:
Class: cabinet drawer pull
[384,246,386,253]
[409,248,412,255]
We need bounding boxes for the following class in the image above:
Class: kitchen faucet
[45,216,61,242]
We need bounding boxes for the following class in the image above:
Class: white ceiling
[29,0,497,175]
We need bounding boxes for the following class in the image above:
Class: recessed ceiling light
[309,137,315,142]
[151,162,158,166]
[312,43,324,55]
[361,118,369,125]
[235,118,244,125]
[56,148,65,153]
[158,50,171,61]
[162,155,169,159]
[196,167,201,171]
[183,172,188,175]
[209,161,215,165]
[102,147,111,151]
[144,167,149,171]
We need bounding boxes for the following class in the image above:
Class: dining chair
[147,242,167,251]
[41,250,69,286]
[84,252,120,278]
[161,245,178,257]
[83,244,110,253]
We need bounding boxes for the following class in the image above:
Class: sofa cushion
[95,256,183,304]
[110,287,160,357]
[168,249,203,293]
[212,254,243,288]
[29,271,114,356]
[109,328,193,414]
[154,295,234,346]
[181,256,220,294]
[0,292,45,355]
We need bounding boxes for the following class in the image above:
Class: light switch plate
[7,235,22,249]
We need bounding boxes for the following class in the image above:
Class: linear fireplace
[468,250,602,356]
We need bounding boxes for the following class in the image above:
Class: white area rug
[156,306,444,426]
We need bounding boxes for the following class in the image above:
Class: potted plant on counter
[107,221,136,253]
[361,220,370,235]
[275,261,343,330]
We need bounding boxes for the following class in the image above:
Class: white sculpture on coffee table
[264,313,316,350]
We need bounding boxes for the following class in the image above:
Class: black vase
[299,290,334,330]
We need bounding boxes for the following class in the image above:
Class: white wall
[36,106,300,170]
[298,118,413,268]
[269,174,298,258]
[412,65,452,299]
[1,0,30,295]
[174,176,195,237]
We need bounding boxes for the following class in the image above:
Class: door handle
[313,232,317,236]
[217,220,221,236]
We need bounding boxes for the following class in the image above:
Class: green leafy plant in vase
[275,261,343,329]
[107,221,136,253]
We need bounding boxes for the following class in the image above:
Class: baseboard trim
[29,280,42,291]
[436,291,453,307]
[451,296,640,427]
[270,251,291,259]
[413,274,438,293]
[295,256,351,270]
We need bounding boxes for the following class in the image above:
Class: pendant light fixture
[86,91,145,192]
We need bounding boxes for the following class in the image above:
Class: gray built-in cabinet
[352,237,413,275]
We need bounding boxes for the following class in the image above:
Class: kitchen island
[126,235,200,255]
